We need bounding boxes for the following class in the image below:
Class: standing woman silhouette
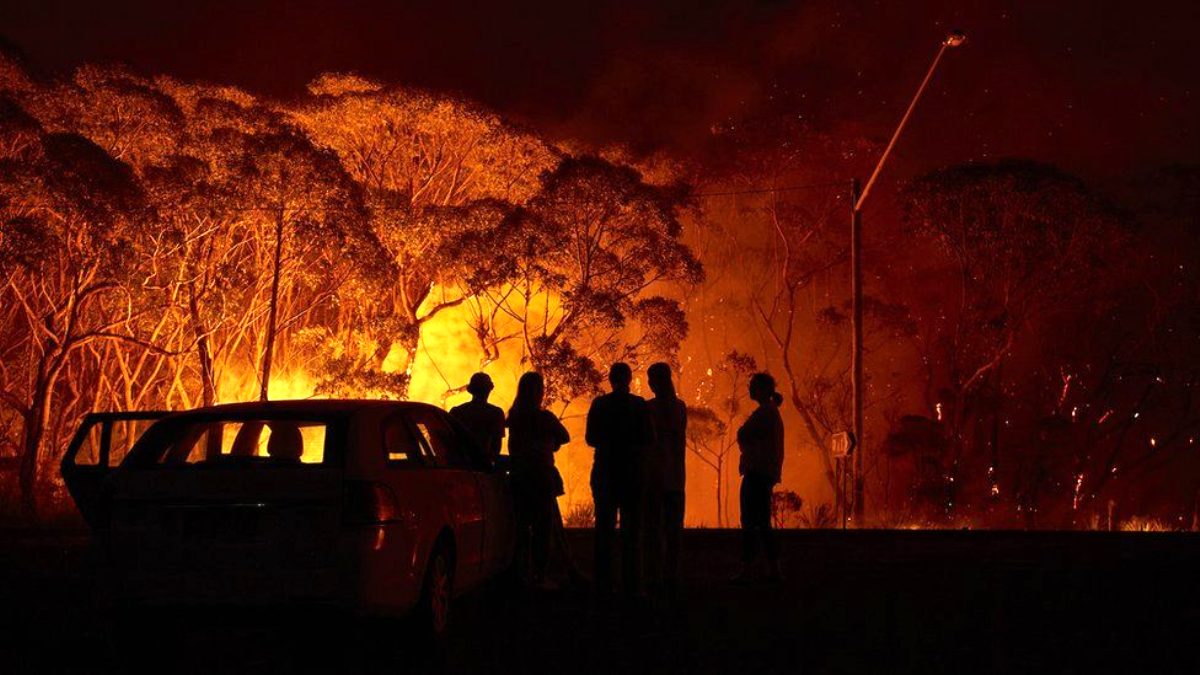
[506,372,570,587]
[734,372,785,582]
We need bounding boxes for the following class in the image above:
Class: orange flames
[213,293,598,514]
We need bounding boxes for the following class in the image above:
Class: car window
[73,423,105,466]
[110,419,156,465]
[149,419,327,465]
[382,415,421,465]
[409,409,472,469]
[72,418,157,467]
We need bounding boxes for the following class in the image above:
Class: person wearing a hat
[450,372,506,461]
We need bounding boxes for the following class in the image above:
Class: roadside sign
[832,431,856,458]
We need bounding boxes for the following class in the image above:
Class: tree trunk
[18,365,54,519]
[187,282,216,407]
[260,208,285,402]
[386,317,421,398]
[715,463,723,527]
[403,341,419,391]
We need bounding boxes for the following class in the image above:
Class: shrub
[563,501,595,528]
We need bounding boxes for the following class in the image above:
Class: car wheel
[419,545,453,638]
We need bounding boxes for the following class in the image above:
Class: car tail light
[343,480,401,525]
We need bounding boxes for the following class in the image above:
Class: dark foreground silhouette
[2,528,1197,675]
[587,363,654,595]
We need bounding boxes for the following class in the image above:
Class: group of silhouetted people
[450,362,787,595]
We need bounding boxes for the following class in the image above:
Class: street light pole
[850,177,864,522]
[851,30,966,523]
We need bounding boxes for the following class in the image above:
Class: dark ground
[1,528,1198,674]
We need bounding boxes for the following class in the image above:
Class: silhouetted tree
[685,406,729,526]
[901,160,1124,521]
[291,76,556,392]
[0,125,149,515]
[698,120,904,500]
[490,156,702,404]
[686,351,758,525]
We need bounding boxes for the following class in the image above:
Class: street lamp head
[944,30,967,48]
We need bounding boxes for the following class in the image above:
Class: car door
[60,411,167,529]
[473,463,514,576]
[367,411,431,608]
[444,416,515,577]
[407,407,487,587]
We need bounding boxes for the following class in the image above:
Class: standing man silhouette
[644,362,688,595]
[586,362,653,595]
[450,372,506,461]
[734,372,785,583]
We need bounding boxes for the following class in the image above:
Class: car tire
[418,543,454,639]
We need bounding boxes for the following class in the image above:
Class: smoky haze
[1,0,1197,180]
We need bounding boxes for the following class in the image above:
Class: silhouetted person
[586,362,653,595]
[643,362,687,594]
[507,371,569,587]
[450,372,505,461]
[733,372,785,583]
[266,422,303,462]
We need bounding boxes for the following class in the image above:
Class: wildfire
[215,367,323,404]
[0,51,1194,532]
[209,296,600,514]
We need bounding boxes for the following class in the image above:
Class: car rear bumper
[101,566,345,607]
[98,529,420,615]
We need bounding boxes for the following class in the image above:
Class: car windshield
[126,417,330,467]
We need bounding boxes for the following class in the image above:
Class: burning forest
[0,43,1198,531]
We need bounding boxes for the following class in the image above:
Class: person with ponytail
[734,372,785,582]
